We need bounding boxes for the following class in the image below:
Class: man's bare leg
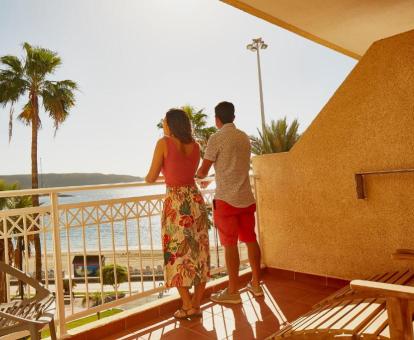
[246,241,261,287]
[225,244,240,294]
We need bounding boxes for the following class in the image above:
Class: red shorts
[213,199,257,246]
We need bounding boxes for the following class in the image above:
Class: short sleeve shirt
[204,123,255,208]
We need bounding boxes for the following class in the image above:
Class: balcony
[0,179,348,340]
[0,180,257,339]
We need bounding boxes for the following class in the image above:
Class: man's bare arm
[196,159,214,179]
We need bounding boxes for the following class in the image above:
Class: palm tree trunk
[16,237,24,298]
[31,92,42,281]
[0,239,6,303]
[0,239,14,302]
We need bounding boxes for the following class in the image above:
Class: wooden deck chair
[0,261,56,340]
[269,249,414,340]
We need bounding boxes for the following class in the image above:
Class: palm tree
[0,43,78,280]
[250,117,300,155]
[181,105,217,154]
[158,105,217,155]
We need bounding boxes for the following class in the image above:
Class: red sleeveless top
[162,137,200,187]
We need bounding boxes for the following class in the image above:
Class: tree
[250,117,300,155]
[0,43,78,280]
[102,264,128,291]
[0,180,32,302]
[158,105,217,155]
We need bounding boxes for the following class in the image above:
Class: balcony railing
[0,179,251,338]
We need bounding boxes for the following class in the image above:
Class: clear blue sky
[0,0,356,177]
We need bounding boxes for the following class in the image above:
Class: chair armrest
[392,249,414,261]
[0,261,49,296]
[0,310,46,325]
[351,280,414,300]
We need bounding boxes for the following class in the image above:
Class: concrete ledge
[264,267,349,289]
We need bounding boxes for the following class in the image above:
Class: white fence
[0,180,249,338]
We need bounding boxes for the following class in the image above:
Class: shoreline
[23,246,246,279]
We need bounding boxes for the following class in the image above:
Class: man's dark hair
[215,101,235,124]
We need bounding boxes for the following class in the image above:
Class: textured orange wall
[252,30,414,279]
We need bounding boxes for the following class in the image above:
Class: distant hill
[0,173,144,188]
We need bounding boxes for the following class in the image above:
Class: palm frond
[250,117,301,155]
[0,180,8,210]
[0,55,28,143]
[250,133,264,155]
[0,56,27,105]
[41,80,77,135]
[17,101,41,128]
[23,42,62,81]
[0,55,23,74]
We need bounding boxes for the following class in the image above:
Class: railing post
[50,192,67,338]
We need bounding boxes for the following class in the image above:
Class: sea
[37,183,216,254]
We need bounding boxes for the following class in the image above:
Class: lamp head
[246,43,254,51]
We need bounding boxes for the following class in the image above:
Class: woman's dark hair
[165,109,194,144]
[215,101,235,124]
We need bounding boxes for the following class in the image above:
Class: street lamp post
[247,38,268,135]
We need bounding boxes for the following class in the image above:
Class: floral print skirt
[162,185,210,287]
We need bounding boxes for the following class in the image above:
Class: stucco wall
[252,30,414,280]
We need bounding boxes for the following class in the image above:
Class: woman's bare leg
[177,287,192,310]
[191,282,207,309]
[175,287,200,318]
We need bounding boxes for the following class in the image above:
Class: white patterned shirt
[204,123,255,208]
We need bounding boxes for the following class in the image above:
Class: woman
[145,109,210,319]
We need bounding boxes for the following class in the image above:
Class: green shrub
[102,264,128,290]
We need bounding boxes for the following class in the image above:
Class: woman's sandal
[192,308,202,317]
[174,308,201,319]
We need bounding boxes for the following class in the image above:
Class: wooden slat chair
[0,261,56,340]
[269,249,414,340]
[314,249,414,308]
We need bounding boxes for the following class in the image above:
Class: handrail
[355,168,414,199]
[0,177,216,198]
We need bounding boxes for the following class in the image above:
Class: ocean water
[38,183,216,253]
[38,185,165,253]
[41,184,166,205]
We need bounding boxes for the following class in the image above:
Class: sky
[0,0,357,177]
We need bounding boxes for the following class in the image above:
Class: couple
[145,101,262,319]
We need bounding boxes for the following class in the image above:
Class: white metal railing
[0,179,249,338]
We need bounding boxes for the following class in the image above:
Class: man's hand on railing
[200,181,211,189]
[195,174,214,189]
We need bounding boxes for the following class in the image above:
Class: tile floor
[102,272,340,340]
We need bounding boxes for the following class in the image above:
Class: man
[197,101,263,304]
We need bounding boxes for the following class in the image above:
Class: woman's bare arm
[145,139,166,183]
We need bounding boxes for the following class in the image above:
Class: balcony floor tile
[102,272,344,340]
